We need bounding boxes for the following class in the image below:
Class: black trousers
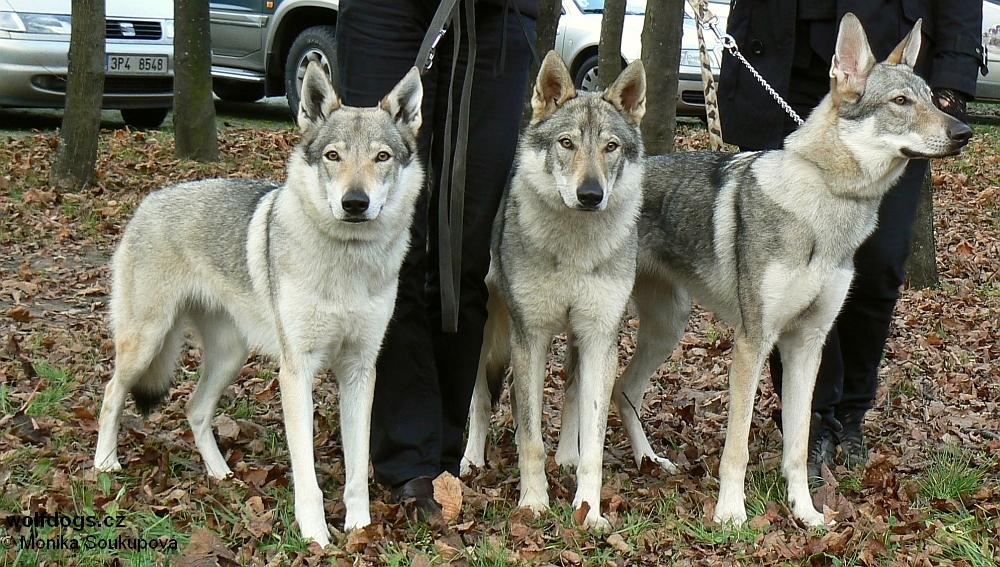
[768,45,927,426]
[336,0,535,486]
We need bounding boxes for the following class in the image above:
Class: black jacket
[718,0,984,150]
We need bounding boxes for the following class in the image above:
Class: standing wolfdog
[461,51,646,530]
[93,63,425,546]
[611,14,972,526]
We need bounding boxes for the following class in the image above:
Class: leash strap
[686,0,724,150]
[415,0,477,332]
[688,0,805,136]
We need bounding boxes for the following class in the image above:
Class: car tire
[574,55,600,91]
[213,78,265,103]
[284,25,339,116]
[120,107,169,129]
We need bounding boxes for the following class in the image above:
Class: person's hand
[932,88,969,123]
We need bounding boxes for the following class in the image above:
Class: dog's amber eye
[559,138,574,150]
[325,150,340,161]
[605,141,619,152]
[376,151,391,162]
[893,95,908,105]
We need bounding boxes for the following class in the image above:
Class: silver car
[556,0,729,115]
[0,0,174,128]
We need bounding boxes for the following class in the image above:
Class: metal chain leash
[688,0,805,127]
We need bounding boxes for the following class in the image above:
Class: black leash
[415,0,474,333]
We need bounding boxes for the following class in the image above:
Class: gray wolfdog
[93,62,425,546]
[611,14,971,527]
[461,51,647,530]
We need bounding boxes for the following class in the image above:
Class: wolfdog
[460,51,646,530]
[609,14,972,526]
[93,63,425,546]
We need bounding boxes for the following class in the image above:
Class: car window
[572,0,646,15]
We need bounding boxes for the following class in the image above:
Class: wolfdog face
[519,51,646,212]
[830,15,972,161]
[292,63,423,223]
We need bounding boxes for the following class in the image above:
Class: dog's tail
[109,250,185,417]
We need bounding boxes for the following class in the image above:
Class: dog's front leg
[277,353,330,547]
[714,335,767,526]
[572,333,617,532]
[334,355,376,532]
[774,330,827,527]
[554,334,580,468]
[511,328,552,514]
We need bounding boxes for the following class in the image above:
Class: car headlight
[679,48,703,69]
[0,12,72,34]
[165,19,174,39]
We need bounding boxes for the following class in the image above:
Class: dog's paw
[712,501,748,526]
[93,457,122,472]
[518,493,550,514]
[459,456,481,477]
[344,513,372,534]
[553,446,580,468]
[582,512,612,533]
[636,453,678,475]
[792,503,827,528]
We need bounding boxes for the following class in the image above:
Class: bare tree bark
[521,0,562,127]
[52,0,105,190]
[905,167,939,289]
[174,0,218,161]
[640,0,685,155]
[598,0,626,90]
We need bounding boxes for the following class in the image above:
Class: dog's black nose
[342,190,370,216]
[949,121,973,145]
[576,183,603,209]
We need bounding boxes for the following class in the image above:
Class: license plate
[105,55,168,75]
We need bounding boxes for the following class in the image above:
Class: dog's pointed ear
[380,67,424,137]
[829,13,876,103]
[297,61,341,134]
[886,18,922,67]
[531,50,576,124]
[603,59,646,125]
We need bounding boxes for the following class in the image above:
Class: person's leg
[423,4,537,476]
[336,0,443,488]
[834,160,927,463]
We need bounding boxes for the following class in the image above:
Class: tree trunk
[640,0,685,155]
[905,167,938,289]
[598,0,626,90]
[173,0,218,161]
[521,0,563,127]
[52,0,105,190]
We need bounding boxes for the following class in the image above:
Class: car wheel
[120,107,169,129]
[285,25,339,116]
[213,78,265,103]
[574,55,600,91]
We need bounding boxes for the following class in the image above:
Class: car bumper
[677,72,712,115]
[976,60,1000,103]
[0,36,174,109]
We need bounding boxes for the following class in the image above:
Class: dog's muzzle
[576,182,604,211]
[341,189,371,223]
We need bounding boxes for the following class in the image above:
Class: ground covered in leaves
[1,122,999,567]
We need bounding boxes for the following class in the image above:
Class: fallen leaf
[433,471,464,522]
[573,501,592,526]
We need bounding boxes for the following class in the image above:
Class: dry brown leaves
[1,123,998,566]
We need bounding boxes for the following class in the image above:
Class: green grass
[25,361,75,418]
[918,445,990,502]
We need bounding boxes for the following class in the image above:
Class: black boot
[390,476,443,523]
[807,413,836,488]
[835,411,868,468]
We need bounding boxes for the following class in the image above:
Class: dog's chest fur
[496,174,641,331]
